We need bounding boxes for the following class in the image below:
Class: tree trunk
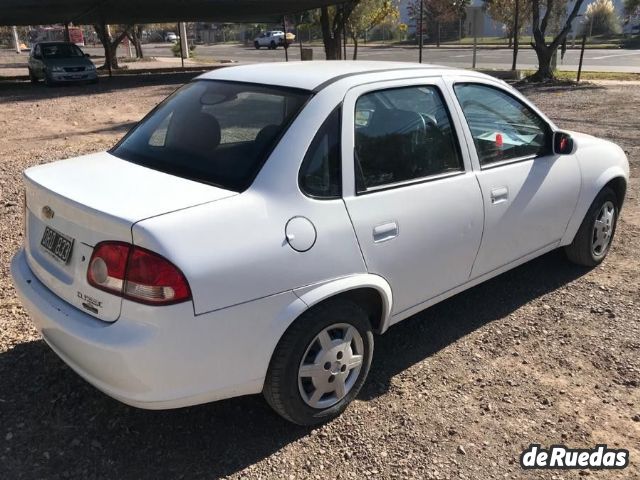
[352,34,358,60]
[436,22,441,47]
[134,25,144,58]
[93,24,131,70]
[320,6,342,59]
[530,45,554,81]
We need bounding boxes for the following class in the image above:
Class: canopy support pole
[283,16,289,62]
[102,19,112,77]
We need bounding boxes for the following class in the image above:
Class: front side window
[354,85,463,193]
[112,80,310,191]
[299,107,341,198]
[454,83,552,165]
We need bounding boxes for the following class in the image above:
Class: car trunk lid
[24,151,237,322]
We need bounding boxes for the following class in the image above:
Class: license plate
[41,226,74,264]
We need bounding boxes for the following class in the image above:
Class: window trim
[355,169,466,196]
[353,84,465,196]
[298,105,343,200]
[452,81,554,168]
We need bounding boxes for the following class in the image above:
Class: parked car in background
[28,42,97,86]
[164,32,178,42]
[254,30,294,49]
[12,62,628,426]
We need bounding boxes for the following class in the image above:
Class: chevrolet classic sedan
[12,62,629,425]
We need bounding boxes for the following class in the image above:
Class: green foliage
[171,41,196,57]
[584,0,621,35]
[624,0,640,15]
[484,0,533,37]
[347,0,400,39]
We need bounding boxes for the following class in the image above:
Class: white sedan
[11,62,629,425]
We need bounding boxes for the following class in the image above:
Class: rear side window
[354,85,463,193]
[299,107,341,198]
[112,80,311,191]
[453,83,552,165]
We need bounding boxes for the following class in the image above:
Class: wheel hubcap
[298,323,364,409]
[592,201,615,258]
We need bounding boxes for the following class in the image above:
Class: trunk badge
[42,206,55,220]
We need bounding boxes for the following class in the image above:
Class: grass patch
[522,69,640,81]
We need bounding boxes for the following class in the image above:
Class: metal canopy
[0,1,342,26]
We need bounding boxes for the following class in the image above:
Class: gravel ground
[0,74,638,480]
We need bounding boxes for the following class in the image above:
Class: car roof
[35,41,78,46]
[198,61,493,92]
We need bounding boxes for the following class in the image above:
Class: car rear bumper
[11,248,303,409]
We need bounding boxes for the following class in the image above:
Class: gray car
[28,42,98,86]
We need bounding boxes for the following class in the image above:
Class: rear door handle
[373,221,399,243]
[490,187,509,205]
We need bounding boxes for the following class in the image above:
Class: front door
[342,80,484,316]
[450,81,581,278]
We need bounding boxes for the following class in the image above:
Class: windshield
[42,44,84,58]
[111,80,311,191]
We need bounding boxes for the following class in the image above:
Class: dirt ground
[0,74,638,480]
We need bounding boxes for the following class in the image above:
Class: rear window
[111,80,311,191]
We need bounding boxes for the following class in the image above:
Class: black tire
[254,41,260,49]
[44,73,55,87]
[270,41,277,50]
[565,187,618,267]
[28,68,39,83]
[264,299,374,425]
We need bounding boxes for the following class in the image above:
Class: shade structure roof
[0,0,344,26]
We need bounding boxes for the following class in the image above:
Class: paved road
[102,42,640,72]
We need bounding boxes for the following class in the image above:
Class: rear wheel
[254,41,260,49]
[264,300,374,425]
[565,187,618,267]
[270,41,277,50]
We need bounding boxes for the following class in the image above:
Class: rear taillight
[87,242,191,305]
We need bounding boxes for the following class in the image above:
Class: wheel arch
[561,167,628,246]
[292,274,394,334]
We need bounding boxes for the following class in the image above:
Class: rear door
[341,78,484,316]
[448,79,580,277]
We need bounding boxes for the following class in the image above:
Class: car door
[342,79,484,316]
[448,79,581,278]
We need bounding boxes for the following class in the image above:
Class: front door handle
[490,187,509,205]
[373,221,399,243]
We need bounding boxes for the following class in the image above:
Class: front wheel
[254,41,260,49]
[270,41,277,50]
[565,187,618,267]
[264,300,374,425]
[28,68,39,83]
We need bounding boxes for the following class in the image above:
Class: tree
[93,24,134,70]
[583,0,621,35]
[407,0,469,47]
[484,0,532,47]
[347,0,400,59]
[528,0,586,81]
[624,0,640,15]
[319,2,359,60]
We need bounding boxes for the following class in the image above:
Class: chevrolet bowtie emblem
[41,206,55,220]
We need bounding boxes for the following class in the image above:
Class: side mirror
[553,131,574,155]
[85,53,91,58]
